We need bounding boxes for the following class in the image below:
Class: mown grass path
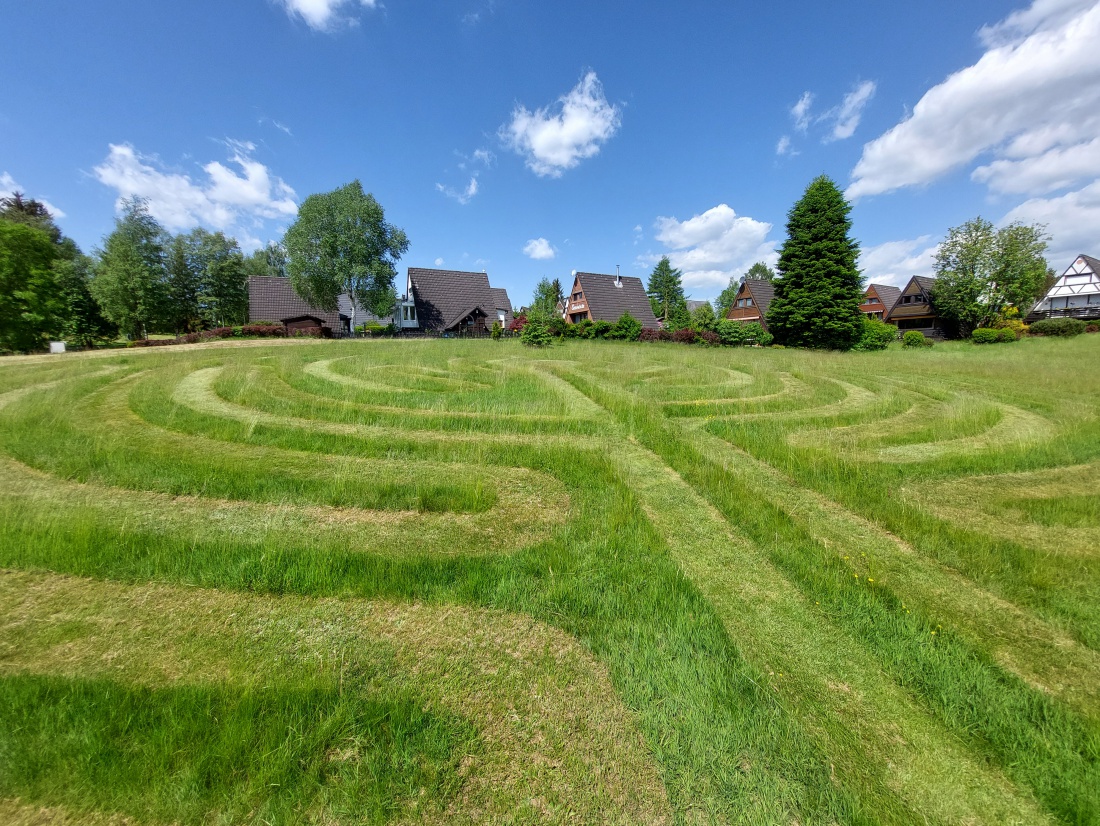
[0,335,1097,825]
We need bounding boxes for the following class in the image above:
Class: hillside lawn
[0,334,1097,825]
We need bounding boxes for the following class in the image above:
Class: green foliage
[647,257,688,326]
[570,318,593,338]
[902,330,932,348]
[589,319,613,339]
[519,309,553,347]
[745,261,776,282]
[715,278,740,317]
[54,255,116,347]
[852,317,898,351]
[715,320,771,346]
[0,222,61,352]
[163,229,247,333]
[690,302,717,332]
[0,192,65,246]
[766,176,863,349]
[931,217,1050,336]
[971,328,1002,344]
[285,181,408,318]
[607,311,643,341]
[90,198,169,340]
[490,320,502,339]
[531,277,564,316]
[242,242,288,278]
[1029,318,1086,337]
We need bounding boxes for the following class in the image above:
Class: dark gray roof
[685,299,710,313]
[408,268,510,331]
[248,276,344,328]
[488,287,515,327]
[868,283,901,312]
[1078,254,1100,273]
[744,279,775,317]
[914,275,937,294]
[575,272,660,328]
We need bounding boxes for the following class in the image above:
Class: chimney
[615,264,622,287]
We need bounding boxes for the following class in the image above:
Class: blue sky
[3,0,1098,304]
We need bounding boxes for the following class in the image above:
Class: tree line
[0,194,287,353]
[640,175,1053,349]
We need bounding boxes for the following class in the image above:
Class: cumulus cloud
[848,0,1100,199]
[522,237,556,260]
[278,0,378,32]
[827,80,876,141]
[434,257,445,266]
[640,204,776,293]
[92,141,297,245]
[859,236,939,287]
[500,72,622,177]
[0,172,66,218]
[436,176,479,205]
[1002,178,1100,264]
[776,135,793,156]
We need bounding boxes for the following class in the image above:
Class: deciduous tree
[745,261,776,282]
[90,198,169,340]
[285,181,408,329]
[766,176,863,349]
[531,277,564,316]
[0,222,61,352]
[55,254,116,347]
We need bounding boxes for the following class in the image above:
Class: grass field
[0,334,1097,825]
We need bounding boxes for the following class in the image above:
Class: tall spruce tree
[647,256,689,329]
[766,175,863,349]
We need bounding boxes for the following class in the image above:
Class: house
[248,276,347,334]
[861,284,901,320]
[685,299,710,314]
[1027,254,1100,323]
[564,271,660,329]
[724,278,775,330]
[398,268,513,334]
[884,276,945,338]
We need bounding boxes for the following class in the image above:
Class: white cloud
[776,135,792,156]
[436,176,479,205]
[500,71,622,177]
[434,257,445,266]
[972,136,1100,194]
[471,148,494,166]
[278,0,378,32]
[641,204,777,293]
[848,0,1100,199]
[791,92,814,132]
[859,236,939,288]
[92,142,297,245]
[523,237,556,260]
[1002,179,1100,265]
[0,172,66,218]
[827,80,876,141]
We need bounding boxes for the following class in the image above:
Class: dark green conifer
[766,176,863,349]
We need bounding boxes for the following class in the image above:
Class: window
[745,298,753,307]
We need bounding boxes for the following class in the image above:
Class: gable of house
[884,275,947,334]
[862,284,901,320]
[1028,254,1100,321]
[407,268,512,333]
[568,272,660,328]
[725,279,775,330]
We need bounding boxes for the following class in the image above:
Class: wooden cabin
[884,276,945,339]
[724,278,775,330]
[861,284,901,321]
[1027,254,1100,323]
[247,276,347,334]
[564,272,660,328]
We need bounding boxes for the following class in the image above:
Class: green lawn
[0,334,1097,825]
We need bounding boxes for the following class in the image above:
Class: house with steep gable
[399,268,513,334]
[248,276,348,334]
[884,276,945,338]
[1027,254,1100,323]
[861,284,901,321]
[564,271,660,329]
[724,278,775,330]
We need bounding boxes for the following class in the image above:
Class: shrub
[1087,324,1098,333]
[716,320,747,346]
[902,331,932,348]
[608,312,643,341]
[993,318,1029,339]
[852,317,897,351]
[508,314,527,333]
[547,316,568,337]
[590,320,613,339]
[997,327,1018,343]
[971,328,1001,344]
[638,328,663,342]
[571,319,593,339]
[700,330,721,346]
[1029,318,1087,337]
[672,328,698,344]
[520,317,552,347]
[490,320,502,340]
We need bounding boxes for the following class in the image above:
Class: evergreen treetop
[766,175,863,350]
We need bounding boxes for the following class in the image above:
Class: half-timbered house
[1027,254,1100,323]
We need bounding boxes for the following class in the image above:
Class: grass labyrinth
[0,336,1098,825]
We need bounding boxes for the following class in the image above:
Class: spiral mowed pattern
[0,336,1097,825]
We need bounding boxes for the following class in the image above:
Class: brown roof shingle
[407,268,512,332]
[575,272,660,328]
[248,276,345,329]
